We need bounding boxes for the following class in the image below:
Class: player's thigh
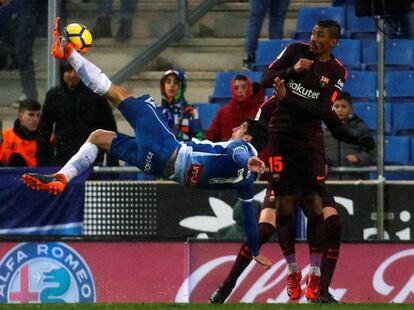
[268,134,297,195]
[87,129,116,152]
[298,149,326,196]
[108,132,142,167]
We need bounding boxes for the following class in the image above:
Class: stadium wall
[0,241,412,303]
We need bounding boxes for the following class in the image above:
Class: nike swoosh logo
[316,176,325,181]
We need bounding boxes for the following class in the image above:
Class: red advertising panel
[0,241,413,304]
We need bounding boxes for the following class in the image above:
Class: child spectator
[158,69,203,142]
[324,91,376,180]
[0,99,40,167]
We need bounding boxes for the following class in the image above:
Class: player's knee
[87,129,116,151]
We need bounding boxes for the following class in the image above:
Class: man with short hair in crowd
[0,99,41,167]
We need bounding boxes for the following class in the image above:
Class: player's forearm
[261,67,297,88]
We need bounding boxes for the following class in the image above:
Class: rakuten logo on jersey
[287,79,320,100]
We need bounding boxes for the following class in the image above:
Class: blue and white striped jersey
[174,139,257,194]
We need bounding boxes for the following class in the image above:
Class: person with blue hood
[158,70,204,142]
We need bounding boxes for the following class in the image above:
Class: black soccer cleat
[208,284,233,304]
[308,292,340,304]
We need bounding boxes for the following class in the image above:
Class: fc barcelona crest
[320,76,330,87]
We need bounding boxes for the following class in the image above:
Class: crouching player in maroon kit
[260,20,374,303]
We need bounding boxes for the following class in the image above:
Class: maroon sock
[223,222,275,288]
[276,214,296,262]
[320,215,341,294]
[307,215,324,269]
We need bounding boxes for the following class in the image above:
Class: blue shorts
[109,95,181,177]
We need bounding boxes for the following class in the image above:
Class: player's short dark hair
[317,19,341,39]
[18,99,41,113]
[336,91,353,106]
[245,119,268,152]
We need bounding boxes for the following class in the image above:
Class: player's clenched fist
[293,58,314,72]
[273,77,286,102]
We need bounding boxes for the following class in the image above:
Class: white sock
[309,266,321,276]
[67,50,111,96]
[287,262,298,274]
[58,142,99,182]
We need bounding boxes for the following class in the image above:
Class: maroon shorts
[268,132,326,196]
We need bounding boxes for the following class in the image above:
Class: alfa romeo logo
[0,242,96,303]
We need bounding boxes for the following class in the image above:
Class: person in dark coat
[36,61,118,166]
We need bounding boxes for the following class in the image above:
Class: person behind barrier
[0,99,40,167]
[22,17,274,270]
[36,61,118,167]
[324,91,375,180]
[205,74,264,142]
[158,69,203,142]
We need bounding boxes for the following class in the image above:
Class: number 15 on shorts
[269,156,283,173]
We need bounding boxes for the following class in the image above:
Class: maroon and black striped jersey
[259,42,353,149]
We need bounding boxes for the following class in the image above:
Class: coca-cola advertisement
[0,241,413,304]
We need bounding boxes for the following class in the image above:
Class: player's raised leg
[22,130,116,194]
[51,17,130,107]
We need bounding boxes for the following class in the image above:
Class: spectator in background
[324,91,375,180]
[92,0,138,42]
[158,69,204,142]
[243,0,290,69]
[0,119,2,145]
[0,99,40,167]
[36,61,118,167]
[0,0,47,104]
[205,74,264,142]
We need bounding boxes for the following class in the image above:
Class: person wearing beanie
[158,69,204,142]
[36,61,118,166]
[0,99,41,167]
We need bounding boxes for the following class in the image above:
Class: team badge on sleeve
[320,76,330,88]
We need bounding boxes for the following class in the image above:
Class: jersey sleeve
[236,182,259,256]
[261,43,301,88]
[227,140,251,170]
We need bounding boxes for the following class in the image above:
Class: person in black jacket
[36,61,118,167]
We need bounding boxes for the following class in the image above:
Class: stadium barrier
[0,167,413,241]
[0,241,412,303]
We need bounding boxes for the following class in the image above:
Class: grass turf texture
[0,304,411,310]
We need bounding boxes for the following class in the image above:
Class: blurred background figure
[36,61,118,167]
[158,69,204,142]
[0,99,41,167]
[243,0,291,69]
[205,74,264,142]
[92,0,138,42]
[0,0,47,105]
[324,91,376,180]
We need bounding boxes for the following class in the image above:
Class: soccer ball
[64,23,93,54]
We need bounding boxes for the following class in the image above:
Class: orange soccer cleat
[305,273,320,301]
[22,172,68,195]
[286,271,302,300]
[51,17,74,60]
